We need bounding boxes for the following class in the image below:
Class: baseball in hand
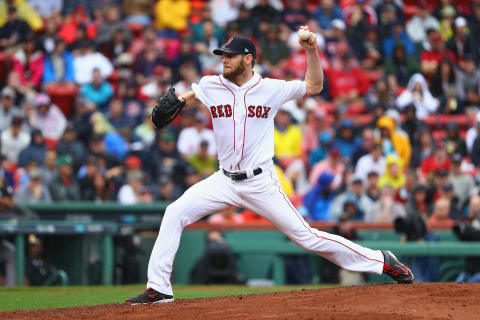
[298,29,311,41]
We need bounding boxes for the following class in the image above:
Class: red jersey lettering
[224,104,232,117]
[247,105,255,117]
[210,106,218,118]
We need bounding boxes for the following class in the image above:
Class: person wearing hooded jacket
[303,172,336,221]
[17,129,46,168]
[378,154,406,191]
[376,115,411,168]
[396,73,439,120]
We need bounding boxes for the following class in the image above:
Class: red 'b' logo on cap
[225,37,233,46]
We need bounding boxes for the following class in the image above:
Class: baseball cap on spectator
[1,87,15,100]
[451,153,462,163]
[442,182,454,191]
[35,93,51,107]
[125,155,142,170]
[367,170,379,178]
[331,19,346,31]
[57,155,73,166]
[349,174,363,185]
[436,169,449,177]
[159,130,176,142]
[29,168,42,180]
[454,16,467,28]
[441,5,456,17]
[213,36,257,59]
[159,175,172,186]
[127,170,144,182]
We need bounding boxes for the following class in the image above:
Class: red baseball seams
[240,77,262,169]
[268,171,384,265]
[218,76,236,159]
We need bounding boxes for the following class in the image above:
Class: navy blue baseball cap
[213,36,256,59]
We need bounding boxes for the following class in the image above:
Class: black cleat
[382,250,414,284]
[125,288,174,305]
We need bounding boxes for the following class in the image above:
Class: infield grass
[0,284,333,312]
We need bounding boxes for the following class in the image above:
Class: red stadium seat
[46,84,79,118]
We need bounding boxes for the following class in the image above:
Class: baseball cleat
[382,250,414,284]
[125,288,174,305]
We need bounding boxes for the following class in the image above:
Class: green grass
[0,284,333,312]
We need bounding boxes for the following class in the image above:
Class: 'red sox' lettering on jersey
[192,72,306,171]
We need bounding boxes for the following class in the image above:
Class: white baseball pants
[147,163,384,295]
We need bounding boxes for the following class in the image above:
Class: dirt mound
[2,283,479,320]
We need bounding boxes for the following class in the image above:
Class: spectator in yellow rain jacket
[154,0,190,31]
[376,115,411,168]
[0,0,42,31]
[378,154,406,191]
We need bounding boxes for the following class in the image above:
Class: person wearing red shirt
[327,51,369,104]
[420,30,455,79]
[420,145,451,181]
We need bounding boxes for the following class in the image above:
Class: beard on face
[223,57,246,81]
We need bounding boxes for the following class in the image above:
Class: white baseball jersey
[146,72,385,296]
[192,72,306,171]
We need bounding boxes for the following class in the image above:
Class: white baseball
[298,29,311,41]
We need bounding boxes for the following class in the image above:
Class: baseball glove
[151,87,186,129]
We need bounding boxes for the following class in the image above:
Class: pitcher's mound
[2,283,480,320]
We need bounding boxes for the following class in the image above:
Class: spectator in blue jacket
[312,0,344,34]
[333,120,362,160]
[43,39,75,84]
[303,172,335,221]
[17,129,47,168]
[80,68,114,112]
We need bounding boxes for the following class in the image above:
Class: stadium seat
[46,84,79,118]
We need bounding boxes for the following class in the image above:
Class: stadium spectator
[106,99,131,130]
[365,170,380,202]
[14,168,51,204]
[80,68,114,111]
[334,120,362,160]
[0,87,20,132]
[17,129,46,168]
[396,73,439,120]
[27,93,66,143]
[406,3,440,44]
[259,24,291,72]
[178,111,216,157]
[188,140,217,178]
[376,115,411,168]
[28,0,62,18]
[48,154,81,201]
[449,153,475,210]
[384,41,420,89]
[43,38,75,84]
[78,155,99,200]
[56,122,88,171]
[364,78,396,112]
[174,62,200,95]
[429,197,454,226]
[274,107,303,163]
[25,235,62,286]
[156,174,183,201]
[330,174,373,221]
[309,130,333,166]
[0,6,31,49]
[309,149,345,190]
[366,185,405,223]
[456,54,480,110]
[420,144,451,182]
[12,34,44,91]
[303,171,335,221]
[312,0,344,36]
[95,6,132,47]
[281,0,310,31]
[118,170,152,204]
[328,51,369,104]
[73,40,113,85]
[444,122,467,157]
[410,127,434,169]
[40,150,57,185]
[378,154,406,191]
[0,116,30,164]
[208,205,245,224]
[446,17,477,63]
[91,173,113,203]
[154,0,190,32]
[355,142,385,182]
[420,30,456,79]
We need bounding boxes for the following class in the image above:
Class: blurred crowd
[0,0,480,233]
